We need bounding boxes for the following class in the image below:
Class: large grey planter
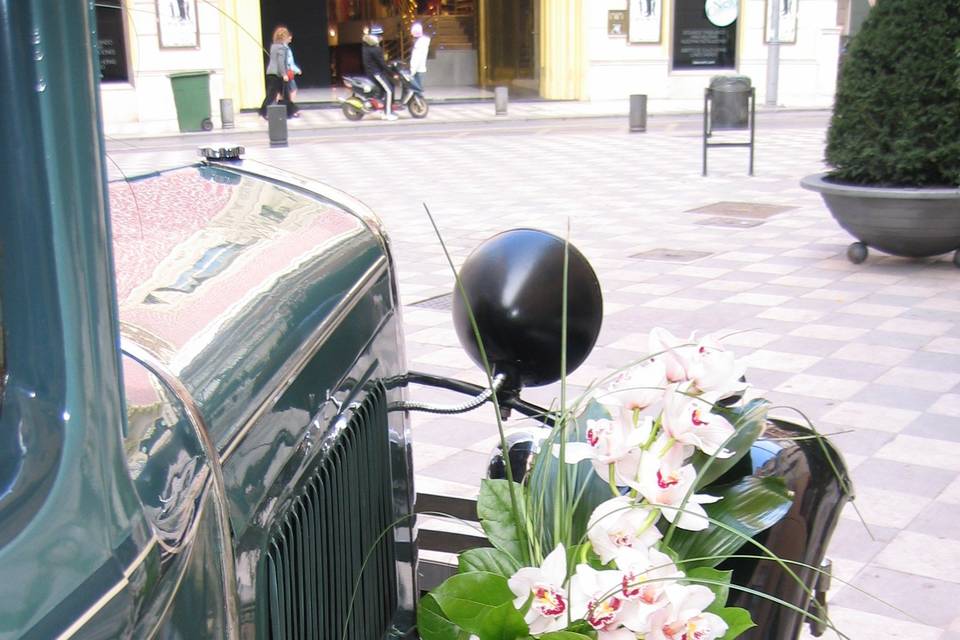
[801,172,960,265]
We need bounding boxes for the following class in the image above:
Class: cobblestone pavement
[107,111,960,639]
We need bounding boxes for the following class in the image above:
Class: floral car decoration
[417,327,819,640]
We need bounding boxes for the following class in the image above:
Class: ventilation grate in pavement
[686,201,796,219]
[630,248,713,263]
[695,216,765,229]
[409,293,454,310]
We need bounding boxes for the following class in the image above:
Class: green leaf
[694,399,769,489]
[477,479,528,564]
[538,632,594,640]
[418,593,466,640]
[431,572,528,640]
[685,566,733,609]
[459,548,522,577]
[715,606,756,639]
[667,476,793,569]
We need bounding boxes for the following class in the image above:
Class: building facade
[99,0,866,133]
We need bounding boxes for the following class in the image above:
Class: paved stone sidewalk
[108,112,960,639]
[104,96,709,138]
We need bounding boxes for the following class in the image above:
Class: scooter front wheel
[409,95,429,119]
[342,102,364,121]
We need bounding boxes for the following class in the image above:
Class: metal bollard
[494,86,508,116]
[629,94,647,132]
[220,98,234,129]
[267,104,287,147]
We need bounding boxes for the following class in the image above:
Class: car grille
[264,384,397,639]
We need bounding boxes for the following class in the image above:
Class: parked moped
[340,61,429,121]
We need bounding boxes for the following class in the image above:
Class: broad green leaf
[694,399,769,489]
[475,601,530,640]
[538,632,594,640]
[418,593,465,640]
[459,548,522,577]
[431,571,528,640]
[667,476,792,569]
[478,479,528,564]
[715,606,756,639]
[686,566,733,609]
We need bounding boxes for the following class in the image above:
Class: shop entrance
[259,0,332,88]
[480,0,539,96]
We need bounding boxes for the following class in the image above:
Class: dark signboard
[673,0,737,70]
[96,0,129,82]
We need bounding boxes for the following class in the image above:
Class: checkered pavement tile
[108,110,960,637]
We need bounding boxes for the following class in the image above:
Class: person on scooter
[361,25,396,121]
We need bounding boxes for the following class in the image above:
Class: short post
[494,86,508,116]
[267,104,287,147]
[629,94,647,132]
[219,98,234,129]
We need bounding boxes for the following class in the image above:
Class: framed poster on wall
[628,0,662,44]
[765,0,798,43]
[157,0,199,48]
[609,10,627,36]
[672,0,737,69]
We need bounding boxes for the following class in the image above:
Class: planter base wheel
[201,118,214,131]
[847,242,868,264]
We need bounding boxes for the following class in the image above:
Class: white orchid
[557,415,651,487]
[661,384,736,458]
[599,357,667,416]
[648,327,696,383]
[508,544,570,635]
[686,335,748,398]
[630,437,720,531]
[587,496,662,564]
[569,565,639,640]
[646,584,729,640]
[613,546,681,632]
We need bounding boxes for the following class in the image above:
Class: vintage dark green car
[1,2,416,638]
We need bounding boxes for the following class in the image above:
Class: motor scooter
[340,60,428,121]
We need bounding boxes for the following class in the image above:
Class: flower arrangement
[417,327,832,640]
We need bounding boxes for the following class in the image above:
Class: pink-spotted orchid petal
[569,565,641,638]
[555,415,651,488]
[629,439,720,532]
[508,544,570,635]
[648,327,697,384]
[686,335,748,398]
[661,384,736,458]
[613,547,680,633]
[587,496,662,564]
[646,584,728,640]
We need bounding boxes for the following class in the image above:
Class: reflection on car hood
[110,163,389,450]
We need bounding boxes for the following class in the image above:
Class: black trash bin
[709,75,751,130]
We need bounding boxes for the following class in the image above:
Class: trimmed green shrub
[825,0,960,187]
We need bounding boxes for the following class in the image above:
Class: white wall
[101,0,228,134]
[584,0,839,107]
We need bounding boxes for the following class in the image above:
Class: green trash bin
[168,71,213,132]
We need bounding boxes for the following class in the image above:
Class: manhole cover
[630,248,713,263]
[409,293,453,310]
[686,201,796,219]
[695,216,765,228]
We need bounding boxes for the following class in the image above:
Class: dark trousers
[259,74,298,118]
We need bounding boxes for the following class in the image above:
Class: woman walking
[258,26,299,119]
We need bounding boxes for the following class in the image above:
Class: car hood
[110,160,393,452]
